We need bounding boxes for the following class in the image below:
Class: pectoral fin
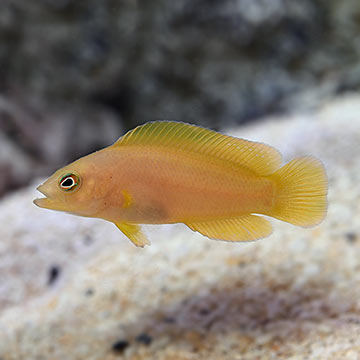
[115,222,150,247]
[186,214,272,242]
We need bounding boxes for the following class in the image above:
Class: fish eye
[59,173,80,192]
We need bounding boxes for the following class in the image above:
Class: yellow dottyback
[34,121,328,247]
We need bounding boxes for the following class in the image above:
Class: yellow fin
[267,156,328,227]
[113,121,282,176]
[115,222,150,247]
[186,214,272,242]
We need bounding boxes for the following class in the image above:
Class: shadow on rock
[118,274,356,353]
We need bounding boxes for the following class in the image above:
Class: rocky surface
[0,94,359,359]
[2,0,360,124]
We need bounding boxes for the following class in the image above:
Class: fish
[34,121,328,247]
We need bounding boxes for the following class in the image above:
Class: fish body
[34,121,327,247]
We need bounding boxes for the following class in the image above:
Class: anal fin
[186,214,272,242]
[115,222,150,247]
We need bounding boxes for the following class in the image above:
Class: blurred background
[1,0,360,197]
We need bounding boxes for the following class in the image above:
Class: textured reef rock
[0,94,359,359]
[1,0,360,124]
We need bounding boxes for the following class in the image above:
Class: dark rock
[85,288,95,297]
[162,316,176,324]
[135,333,153,346]
[1,0,360,128]
[199,308,210,316]
[112,339,130,354]
[345,232,357,243]
[47,265,60,286]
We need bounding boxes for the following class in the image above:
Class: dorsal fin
[113,121,282,176]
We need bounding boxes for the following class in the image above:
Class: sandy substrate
[0,95,359,359]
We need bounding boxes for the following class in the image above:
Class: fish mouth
[33,184,53,209]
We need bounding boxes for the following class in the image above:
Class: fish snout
[33,184,53,208]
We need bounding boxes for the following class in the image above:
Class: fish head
[34,151,112,218]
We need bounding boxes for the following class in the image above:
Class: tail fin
[268,156,327,227]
